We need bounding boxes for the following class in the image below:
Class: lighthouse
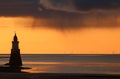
[8,33,22,67]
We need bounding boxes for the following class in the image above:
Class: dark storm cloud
[0,0,38,16]
[0,0,120,29]
[74,0,120,11]
[41,0,120,12]
[0,0,120,16]
[39,0,120,29]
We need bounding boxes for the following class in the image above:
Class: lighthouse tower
[9,33,22,67]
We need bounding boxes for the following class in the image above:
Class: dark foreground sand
[0,66,120,79]
[0,73,120,79]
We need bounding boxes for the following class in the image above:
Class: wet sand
[0,73,120,79]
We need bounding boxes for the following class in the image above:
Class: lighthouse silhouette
[8,33,22,67]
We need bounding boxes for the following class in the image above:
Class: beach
[0,73,120,79]
[1,54,120,78]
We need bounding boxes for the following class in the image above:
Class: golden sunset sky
[0,17,120,54]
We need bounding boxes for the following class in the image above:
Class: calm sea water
[0,54,120,74]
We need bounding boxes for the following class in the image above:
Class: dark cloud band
[74,0,120,11]
[0,0,120,16]
[0,0,119,30]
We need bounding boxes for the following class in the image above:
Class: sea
[0,54,120,75]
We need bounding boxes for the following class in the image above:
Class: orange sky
[0,17,120,54]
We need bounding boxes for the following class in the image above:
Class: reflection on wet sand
[22,61,120,74]
[23,61,120,66]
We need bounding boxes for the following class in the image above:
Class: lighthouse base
[0,65,31,73]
